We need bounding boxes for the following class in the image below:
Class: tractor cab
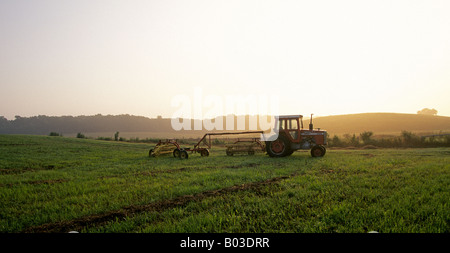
[266,114,327,157]
[276,115,302,142]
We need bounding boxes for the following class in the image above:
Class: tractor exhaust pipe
[309,114,314,130]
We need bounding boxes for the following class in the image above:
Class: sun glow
[1,0,449,119]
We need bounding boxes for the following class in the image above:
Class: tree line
[0,114,173,135]
[0,114,270,135]
[328,131,450,148]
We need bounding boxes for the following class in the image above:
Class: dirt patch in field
[320,169,336,174]
[1,179,68,188]
[0,165,57,175]
[0,143,36,146]
[26,179,68,185]
[360,153,375,158]
[99,167,192,180]
[224,162,260,169]
[144,167,190,174]
[361,145,378,149]
[22,172,298,233]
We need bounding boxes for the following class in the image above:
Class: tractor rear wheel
[311,145,326,157]
[266,136,291,157]
[149,149,154,157]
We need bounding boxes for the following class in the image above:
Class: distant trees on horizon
[0,114,173,135]
[1,113,449,139]
[417,108,438,116]
[328,130,450,148]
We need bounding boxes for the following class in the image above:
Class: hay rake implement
[225,138,265,156]
[149,131,264,159]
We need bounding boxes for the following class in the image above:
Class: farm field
[0,135,449,233]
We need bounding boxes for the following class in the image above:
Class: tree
[343,133,359,146]
[0,116,8,124]
[331,135,342,147]
[401,130,420,147]
[360,131,373,145]
[417,108,437,115]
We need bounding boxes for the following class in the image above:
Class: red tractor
[265,114,327,157]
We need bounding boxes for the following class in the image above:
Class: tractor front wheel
[311,145,326,157]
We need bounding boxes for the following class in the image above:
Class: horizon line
[2,111,448,121]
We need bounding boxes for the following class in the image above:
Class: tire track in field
[22,171,298,233]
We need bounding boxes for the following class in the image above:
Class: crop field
[0,135,449,233]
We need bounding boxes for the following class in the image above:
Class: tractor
[149,114,326,159]
[265,114,327,157]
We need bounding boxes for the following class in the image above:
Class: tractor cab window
[288,119,299,140]
[287,119,298,130]
[278,119,285,130]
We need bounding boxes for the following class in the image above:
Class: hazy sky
[1,0,449,120]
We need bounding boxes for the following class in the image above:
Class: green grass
[0,135,448,233]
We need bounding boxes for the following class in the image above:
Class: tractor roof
[277,115,303,119]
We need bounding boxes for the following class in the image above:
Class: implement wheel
[200,149,209,157]
[179,150,189,159]
[173,148,180,158]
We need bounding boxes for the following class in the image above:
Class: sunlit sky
[1,0,449,120]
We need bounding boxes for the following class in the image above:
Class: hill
[0,113,449,137]
[310,113,450,136]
